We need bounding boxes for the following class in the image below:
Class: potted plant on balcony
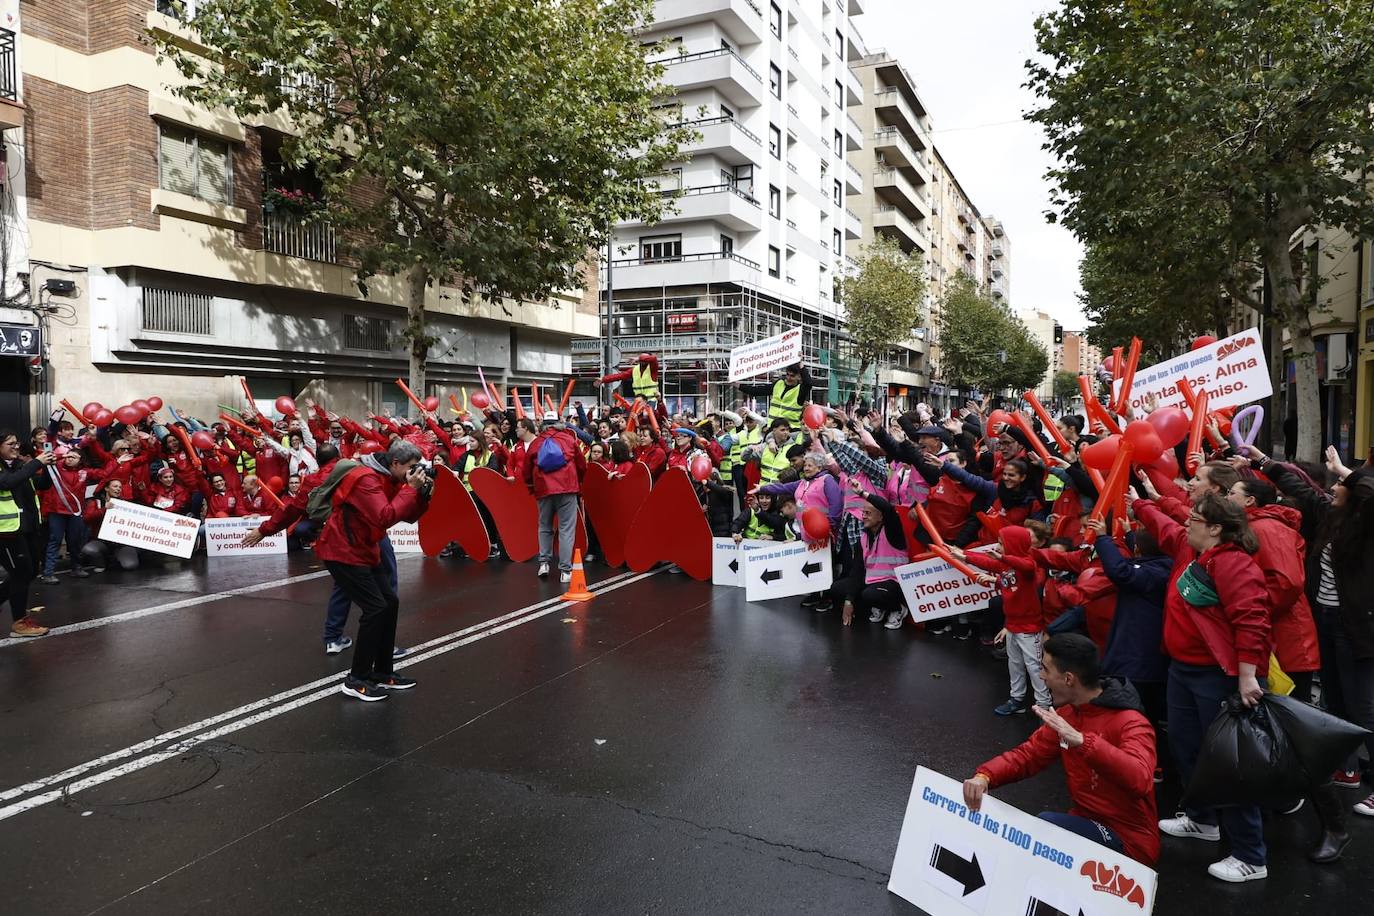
[262,186,323,218]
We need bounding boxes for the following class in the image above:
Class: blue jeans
[323,536,397,642]
[1038,812,1124,854]
[44,514,88,575]
[1167,661,1267,866]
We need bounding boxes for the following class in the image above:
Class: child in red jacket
[951,524,1052,712]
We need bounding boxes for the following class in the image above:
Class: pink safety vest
[796,474,831,516]
[886,463,927,507]
[842,470,876,520]
[862,527,908,584]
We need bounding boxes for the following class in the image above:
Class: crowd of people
[1,353,1371,884]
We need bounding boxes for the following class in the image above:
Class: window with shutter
[198,136,232,205]
[159,126,196,197]
[159,125,234,204]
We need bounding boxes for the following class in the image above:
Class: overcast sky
[858,0,1086,329]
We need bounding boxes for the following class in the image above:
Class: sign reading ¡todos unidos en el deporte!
[895,547,999,625]
[729,328,803,382]
[1111,326,1271,414]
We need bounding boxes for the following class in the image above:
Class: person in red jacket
[38,445,107,581]
[1227,478,1321,701]
[1131,487,1272,883]
[523,412,587,583]
[247,441,429,701]
[631,427,667,478]
[79,478,140,572]
[199,472,243,518]
[951,525,1052,713]
[146,465,193,515]
[963,633,1159,866]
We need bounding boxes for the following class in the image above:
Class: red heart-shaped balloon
[418,465,490,559]
[470,466,539,562]
[582,461,652,568]
[623,467,712,579]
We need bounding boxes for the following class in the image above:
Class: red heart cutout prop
[470,466,538,562]
[623,467,711,580]
[419,466,490,559]
[582,462,652,567]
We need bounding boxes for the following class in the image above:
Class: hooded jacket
[977,677,1159,865]
[965,525,1044,633]
[523,426,586,498]
[312,458,425,567]
[1246,503,1320,674]
[1035,547,1118,653]
[1094,535,1172,684]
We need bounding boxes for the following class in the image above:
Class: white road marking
[0,567,657,820]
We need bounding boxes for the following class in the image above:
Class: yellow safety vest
[768,378,802,424]
[744,510,774,540]
[759,443,789,485]
[729,426,761,476]
[461,450,496,490]
[631,363,658,399]
[0,488,20,533]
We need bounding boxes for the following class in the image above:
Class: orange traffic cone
[561,549,595,602]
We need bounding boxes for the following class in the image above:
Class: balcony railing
[610,250,763,271]
[669,115,762,146]
[660,183,760,207]
[0,28,15,103]
[652,47,762,83]
[263,210,338,263]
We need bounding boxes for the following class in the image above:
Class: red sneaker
[1333,769,1363,789]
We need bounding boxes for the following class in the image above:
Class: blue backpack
[536,436,568,473]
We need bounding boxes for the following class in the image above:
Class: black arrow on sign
[929,845,985,897]
[801,561,822,577]
[760,569,783,584]
[1025,899,1084,916]
[728,559,739,574]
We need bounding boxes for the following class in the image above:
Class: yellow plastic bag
[1268,654,1294,696]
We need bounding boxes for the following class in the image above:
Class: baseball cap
[542,411,558,422]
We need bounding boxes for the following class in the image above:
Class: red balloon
[469,391,491,410]
[689,454,712,481]
[1191,335,1217,352]
[423,395,440,412]
[1146,406,1190,449]
[1081,435,1122,471]
[131,399,151,417]
[356,440,384,455]
[113,405,141,425]
[146,396,164,412]
[82,402,104,418]
[275,396,297,416]
[266,475,283,492]
[91,408,115,428]
[1151,449,1179,479]
[801,403,826,430]
[1099,355,1117,373]
[986,409,1011,436]
[190,430,216,451]
[1122,421,1163,464]
[801,507,831,542]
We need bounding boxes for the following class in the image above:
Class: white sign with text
[204,516,287,557]
[890,766,1156,916]
[712,537,782,587]
[728,328,803,382]
[895,548,998,624]
[99,500,200,559]
[1112,327,1270,414]
[387,521,422,554]
[743,539,833,602]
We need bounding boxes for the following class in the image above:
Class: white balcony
[650,0,766,47]
[874,205,927,253]
[843,65,863,107]
[871,167,931,220]
[844,112,863,151]
[872,128,930,185]
[622,184,763,233]
[992,240,1005,258]
[848,0,864,16]
[655,47,764,108]
[607,251,764,290]
[872,87,930,149]
[844,206,862,240]
[675,115,763,167]
[844,160,863,196]
[846,23,869,64]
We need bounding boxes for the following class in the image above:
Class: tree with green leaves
[841,235,927,394]
[1052,370,1080,407]
[158,0,690,392]
[938,273,1047,397]
[1029,0,1374,461]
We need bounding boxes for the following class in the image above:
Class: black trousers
[858,579,904,617]
[325,559,399,680]
[0,534,36,623]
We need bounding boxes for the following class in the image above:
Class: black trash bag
[1184,695,1307,808]
[1262,692,1370,784]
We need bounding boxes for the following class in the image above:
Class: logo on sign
[1215,336,1255,359]
[1078,860,1146,908]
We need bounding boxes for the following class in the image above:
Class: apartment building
[578,0,867,411]
[1059,331,1102,379]
[1016,309,1059,401]
[1,0,597,431]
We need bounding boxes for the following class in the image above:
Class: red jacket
[146,480,192,514]
[1035,547,1119,653]
[978,678,1159,865]
[203,490,243,518]
[1247,504,1320,673]
[966,525,1043,633]
[41,464,106,516]
[313,466,424,566]
[523,427,586,498]
[1136,501,1270,676]
[83,497,108,537]
[924,473,976,542]
[634,443,667,478]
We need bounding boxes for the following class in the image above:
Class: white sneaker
[1159,813,1220,841]
[324,637,353,655]
[537,562,550,578]
[559,571,572,584]
[1354,792,1374,817]
[884,609,907,629]
[868,608,884,623]
[1207,855,1267,883]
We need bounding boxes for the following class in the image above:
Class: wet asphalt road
[0,553,1370,915]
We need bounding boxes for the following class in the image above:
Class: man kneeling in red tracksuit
[962,633,1160,865]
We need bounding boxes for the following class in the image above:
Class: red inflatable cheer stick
[1022,390,1071,453]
